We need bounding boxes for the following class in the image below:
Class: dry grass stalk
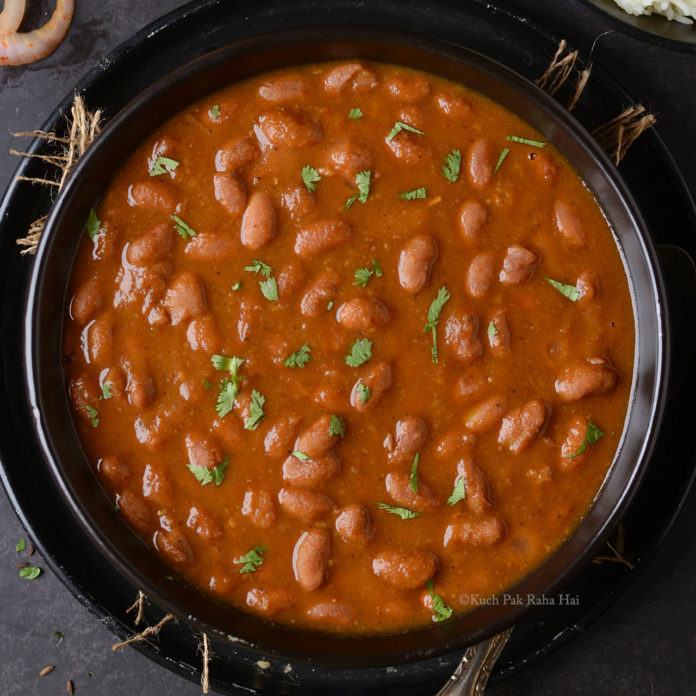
[592,105,657,166]
[13,95,102,255]
[126,590,145,626]
[111,613,174,651]
[593,523,635,570]
[199,632,211,694]
[39,665,54,677]
[66,679,74,694]
[536,39,579,97]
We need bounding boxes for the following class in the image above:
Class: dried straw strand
[593,105,657,165]
[126,590,145,626]
[199,632,211,694]
[111,613,174,651]
[536,39,579,97]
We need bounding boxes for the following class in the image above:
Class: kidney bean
[499,399,548,454]
[241,191,276,250]
[115,489,151,535]
[487,310,510,357]
[463,395,507,433]
[530,151,557,185]
[185,315,220,353]
[294,219,351,258]
[554,200,586,248]
[453,367,487,401]
[444,311,483,363]
[258,76,309,102]
[458,200,488,243]
[377,598,418,621]
[85,314,114,365]
[98,455,129,485]
[337,297,390,330]
[499,245,538,285]
[306,602,355,625]
[278,487,334,521]
[127,179,178,213]
[398,235,437,294]
[559,415,591,470]
[241,489,276,529]
[328,141,374,181]
[372,550,438,589]
[282,452,341,489]
[455,457,494,514]
[279,186,315,221]
[335,504,374,546]
[215,135,259,172]
[292,528,330,591]
[322,62,376,93]
[576,271,598,301]
[126,224,173,267]
[125,372,154,409]
[467,138,496,190]
[398,105,424,129]
[246,587,292,616]
[213,173,247,216]
[386,131,432,164]
[300,271,341,317]
[186,505,222,540]
[185,432,225,469]
[70,278,103,325]
[434,429,475,460]
[555,358,619,401]
[385,471,440,512]
[295,414,339,458]
[134,405,177,448]
[237,298,261,342]
[466,251,495,298]
[435,92,472,118]
[312,379,350,411]
[276,262,305,298]
[444,515,507,547]
[255,109,322,149]
[350,362,393,411]
[385,71,431,102]
[156,527,194,564]
[142,462,172,505]
[164,272,207,325]
[264,415,300,458]
[387,416,428,464]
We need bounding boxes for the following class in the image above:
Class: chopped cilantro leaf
[546,277,580,302]
[345,193,358,210]
[354,266,374,287]
[86,209,102,241]
[410,452,420,494]
[188,456,229,486]
[259,277,278,301]
[149,156,179,177]
[16,538,26,553]
[568,421,605,458]
[172,215,196,241]
[349,107,363,121]
[212,356,246,418]
[231,281,242,291]
[442,148,461,182]
[326,300,334,311]
[53,631,63,645]
[423,286,451,364]
[301,164,322,193]
[235,545,266,574]
[203,380,212,390]
[447,477,467,506]
[244,390,266,431]
[244,259,273,277]
[292,450,311,461]
[372,258,383,278]
[487,322,498,338]
[210,104,220,119]
[19,566,41,580]
[329,415,345,438]
[211,355,245,373]
[284,343,312,368]
[345,338,372,367]
[426,579,453,621]
[377,502,420,519]
[507,135,546,148]
[83,405,99,428]
[100,382,112,400]
[494,147,510,174]
[386,121,426,141]
[398,187,426,200]
[356,169,371,203]
[356,383,371,404]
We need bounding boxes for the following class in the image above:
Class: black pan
[24,27,669,667]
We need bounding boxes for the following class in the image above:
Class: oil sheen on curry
[64,61,635,634]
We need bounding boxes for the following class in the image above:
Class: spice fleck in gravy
[64,61,634,634]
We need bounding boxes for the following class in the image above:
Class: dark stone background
[0,1,694,694]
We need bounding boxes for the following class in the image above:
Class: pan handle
[657,244,696,398]
[435,627,513,696]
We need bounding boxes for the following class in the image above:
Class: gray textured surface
[0,1,695,694]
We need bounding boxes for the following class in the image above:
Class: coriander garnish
[259,276,278,301]
[172,215,196,241]
[447,477,467,506]
[83,404,99,428]
[301,165,322,193]
[507,135,546,148]
[546,277,580,302]
[348,107,363,121]
[211,355,246,418]
[387,121,426,141]
[100,382,112,400]
[203,380,212,389]
[16,538,26,553]
[567,421,605,458]
[329,415,345,438]
[19,566,41,580]
[487,322,498,338]
[423,286,451,364]
[284,343,312,368]
[377,502,420,519]
[235,545,266,574]
[188,456,229,486]
[354,258,383,287]
[149,156,179,177]
[86,209,102,241]
[52,631,63,645]
[326,300,334,311]
[291,450,311,461]
[409,452,420,494]
[231,281,242,291]
[244,390,266,431]
[210,104,220,119]
[494,147,510,174]
[346,170,372,208]
[356,383,371,404]
[426,579,453,621]
[398,187,426,200]
[345,338,372,367]
[244,259,273,277]
[442,148,461,182]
